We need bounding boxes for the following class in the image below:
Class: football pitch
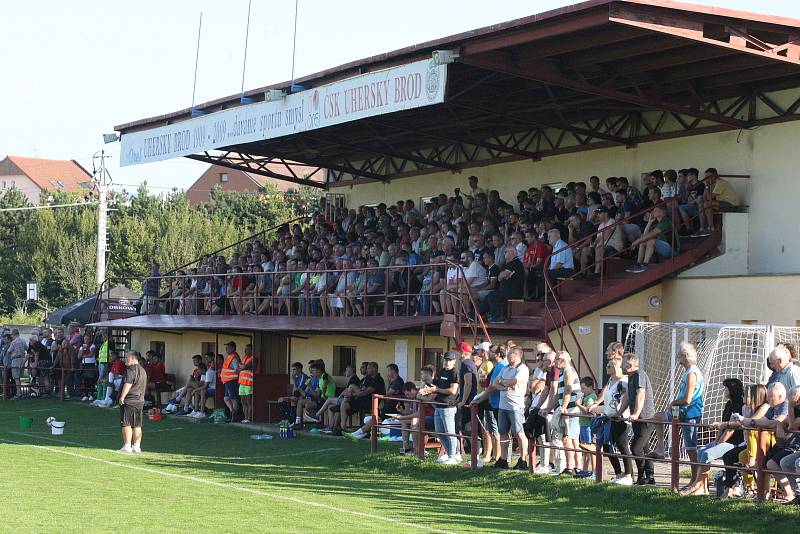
[0,400,797,533]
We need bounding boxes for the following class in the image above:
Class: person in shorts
[480,345,507,463]
[118,350,147,454]
[548,351,581,475]
[576,376,597,476]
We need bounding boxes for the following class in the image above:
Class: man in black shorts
[118,351,147,454]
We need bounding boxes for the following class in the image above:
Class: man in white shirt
[452,251,488,313]
[475,347,530,470]
[591,207,623,278]
[463,175,487,209]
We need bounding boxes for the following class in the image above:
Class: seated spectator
[382,364,405,417]
[144,351,168,407]
[768,344,800,393]
[626,204,680,274]
[566,214,595,276]
[166,354,205,414]
[294,362,327,427]
[278,362,308,422]
[591,207,623,279]
[721,384,769,497]
[316,365,360,429]
[696,168,739,237]
[778,386,800,504]
[479,247,524,323]
[543,228,575,292]
[393,380,434,454]
[334,361,386,436]
[741,382,790,503]
[682,378,745,495]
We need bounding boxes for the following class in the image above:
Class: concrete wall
[334,117,800,276]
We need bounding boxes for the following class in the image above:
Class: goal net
[622,322,788,451]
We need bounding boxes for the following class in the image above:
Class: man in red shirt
[145,351,168,407]
[523,230,550,300]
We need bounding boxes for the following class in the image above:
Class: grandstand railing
[2,364,98,402]
[541,175,723,383]
[367,396,799,502]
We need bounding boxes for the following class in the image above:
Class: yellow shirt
[477,360,494,392]
[712,179,739,206]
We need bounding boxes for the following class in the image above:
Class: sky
[2,0,799,194]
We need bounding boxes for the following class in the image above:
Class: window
[333,346,356,376]
[543,181,563,192]
[413,348,443,380]
[219,173,229,183]
[149,341,165,358]
[201,342,217,357]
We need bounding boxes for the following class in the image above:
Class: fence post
[416,399,425,460]
[59,367,65,401]
[2,367,7,399]
[594,438,603,483]
[528,433,536,474]
[670,415,680,492]
[370,394,379,454]
[755,429,769,501]
[470,403,478,469]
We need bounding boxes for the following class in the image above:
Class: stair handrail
[444,259,492,345]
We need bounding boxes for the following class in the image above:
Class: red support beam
[459,52,748,128]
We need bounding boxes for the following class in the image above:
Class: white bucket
[51,421,65,436]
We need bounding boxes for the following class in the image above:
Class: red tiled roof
[3,155,93,192]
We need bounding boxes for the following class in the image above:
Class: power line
[0,201,98,213]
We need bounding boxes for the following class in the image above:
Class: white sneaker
[81,396,89,402]
[444,456,461,465]
[436,455,451,464]
[89,395,94,401]
[613,476,634,486]
[241,419,251,424]
[534,465,550,474]
[450,453,463,463]
[131,445,141,454]
[192,411,205,419]
[548,466,560,475]
[117,445,132,454]
[103,399,113,408]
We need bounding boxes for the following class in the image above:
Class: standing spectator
[619,353,657,485]
[141,262,162,314]
[589,359,633,484]
[420,352,460,464]
[7,329,27,399]
[477,347,529,470]
[77,334,97,401]
[682,378,744,495]
[455,342,478,451]
[478,345,506,463]
[547,351,581,475]
[576,376,597,477]
[238,344,255,424]
[29,334,53,397]
[220,341,241,423]
[118,350,147,454]
[533,348,562,474]
[652,342,705,489]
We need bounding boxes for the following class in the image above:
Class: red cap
[457,341,472,353]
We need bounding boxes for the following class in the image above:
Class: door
[599,316,644,385]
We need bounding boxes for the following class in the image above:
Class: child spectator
[576,376,597,477]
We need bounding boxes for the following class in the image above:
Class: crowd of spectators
[142,169,738,323]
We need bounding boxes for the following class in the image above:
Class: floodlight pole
[93,151,112,287]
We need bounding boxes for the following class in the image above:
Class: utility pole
[93,151,112,287]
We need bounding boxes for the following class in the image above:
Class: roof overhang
[89,314,440,334]
[115,0,800,188]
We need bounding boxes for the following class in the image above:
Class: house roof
[3,155,93,192]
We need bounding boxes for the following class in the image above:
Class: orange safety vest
[238,355,254,387]
[220,353,240,383]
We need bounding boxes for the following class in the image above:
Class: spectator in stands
[591,207,623,279]
[171,354,206,415]
[683,378,745,495]
[589,359,633,484]
[420,352,460,464]
[482,246,525,323]
[382,363,405,417]
[619,353,656,485]
[626,204,680,274]
[315,365,358,428]
[567,213,595,276]
[544,228,575,292]
[141,262,162,314]
[696,168,739,237]
[661,169,679,199]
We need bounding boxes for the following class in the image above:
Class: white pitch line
[0,437,453,534]
[220,447,344,461]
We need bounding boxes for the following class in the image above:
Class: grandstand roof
[115,0,800,188]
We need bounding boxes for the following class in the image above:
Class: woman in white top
[589,359,634,484]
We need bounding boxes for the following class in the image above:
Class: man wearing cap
[455,342,479,448]
[475,345,506,463]
[220,341,241,422]
[118,350,147,453]
[419,352,460,464]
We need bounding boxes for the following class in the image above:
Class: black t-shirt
[458,359,478,404]
[31,341,52,362]
[360,373,386,396]
[498,258,525,298]
[721,398,745,445]
[384,376,405,413]
[123,364,148,407]
[433,367,458,404]
[347,374,361,388]
[486,264,500,284]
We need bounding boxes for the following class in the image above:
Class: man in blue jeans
[420,352,460,465]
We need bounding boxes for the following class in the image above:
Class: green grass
[0,399,797,533]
